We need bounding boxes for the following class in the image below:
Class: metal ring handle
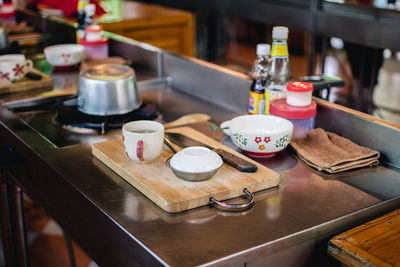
[210,188,254,212]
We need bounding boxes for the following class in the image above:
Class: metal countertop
[1,10,400,266]
[2,82,400,266]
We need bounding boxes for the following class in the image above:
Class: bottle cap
[256,43,270,56]
[287,81,313,92]
[272,26,289,40]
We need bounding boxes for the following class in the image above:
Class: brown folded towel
[290,128,380,173]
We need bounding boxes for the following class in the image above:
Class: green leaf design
[232,133,248,147]
[275,133,292,148]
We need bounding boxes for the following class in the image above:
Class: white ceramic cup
[0,54,33,82]
[122,120,164,163]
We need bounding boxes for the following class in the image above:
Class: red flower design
[13,64,24,77]
[259,144,266,151]
[62,54,71,63]
[254,137,262,143]
[264,136,271,143]
[0,71,10,80]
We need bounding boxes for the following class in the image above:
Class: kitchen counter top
[1,9,400,266]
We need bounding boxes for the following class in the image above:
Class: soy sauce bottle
[248,43,270,114]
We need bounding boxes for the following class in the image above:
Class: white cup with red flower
[220,114,293,158]
[0,54,33,82]
[122,120,165,164]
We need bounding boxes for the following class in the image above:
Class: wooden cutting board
[92,126,280,213]
[328,209,400,266]
[0,68,53,94]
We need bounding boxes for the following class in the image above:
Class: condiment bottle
[76,0,88,42]
[248,43,270,114]
[265,26,290,114]
[270,98,317,140]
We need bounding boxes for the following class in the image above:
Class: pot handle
[220,120,231,136]
[210,188,254,211]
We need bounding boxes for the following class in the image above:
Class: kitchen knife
[165,132,257,173]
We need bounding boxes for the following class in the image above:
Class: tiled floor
[23,198,98,267]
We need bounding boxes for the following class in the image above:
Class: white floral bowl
[44,44,84,67]
[221,115,293,158]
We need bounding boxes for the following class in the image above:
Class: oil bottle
[265,26,290,114]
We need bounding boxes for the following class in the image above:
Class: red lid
[287,81,313,92]
[0,10,15,17]
[0,3,15,17]
[85,25,103,32]
[270,98,317,119]
[79,37,108,46]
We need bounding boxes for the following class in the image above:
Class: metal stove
[54,98,159,134]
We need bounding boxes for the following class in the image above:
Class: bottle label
[271,42,288,58]
[77,0,88,11]
[264,89,287,114]
[249,91,265,114]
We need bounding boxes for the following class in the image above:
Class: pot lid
[81,64,134,81]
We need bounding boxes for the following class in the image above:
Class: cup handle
[136,140,144,161]
[220,120,231,136]
[24,59,33,74]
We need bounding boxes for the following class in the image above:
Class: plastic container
[79,37,109,60]
[269,98,317,139]
[85,25,103,42]
[0,3,16,26]
[286,81,313,107]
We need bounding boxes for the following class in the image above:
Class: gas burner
[54,98,159,134]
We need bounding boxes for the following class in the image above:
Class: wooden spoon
[164,113,211,128]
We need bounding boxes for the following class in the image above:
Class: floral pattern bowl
[221,114,293,158]
[44,44,84,67]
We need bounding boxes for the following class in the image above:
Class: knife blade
[165,132,257,173]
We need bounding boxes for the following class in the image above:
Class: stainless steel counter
[1,9,400,267]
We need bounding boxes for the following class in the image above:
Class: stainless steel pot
[77,64,139,116]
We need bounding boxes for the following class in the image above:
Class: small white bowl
[169,146,223,181]
[44,44,84,67]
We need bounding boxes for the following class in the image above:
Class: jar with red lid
[0,3,16,26]
[286,81,313,107]
[79,25,109,60]
[270,98,316,139]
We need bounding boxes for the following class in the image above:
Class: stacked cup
[269,81,317,140]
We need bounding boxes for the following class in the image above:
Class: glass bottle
[265,26,290,114]
[76,0,89,42]
[248,43,270,114]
